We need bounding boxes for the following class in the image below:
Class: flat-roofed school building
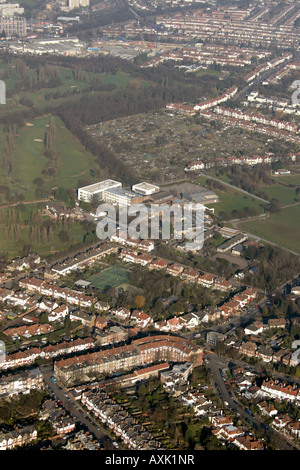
[132,182,160,196]
[77,180,122,203]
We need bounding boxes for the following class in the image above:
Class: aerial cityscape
[0,0,299,457]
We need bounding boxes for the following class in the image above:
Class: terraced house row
[119,249,233,292]
[0,368,43,397]
[0,337,96,371]
[0,425,37,450]
[19,277,96,308]
[80,388,161,450]
[54,335,203,384]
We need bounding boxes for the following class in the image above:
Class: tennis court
[88,267,130,291]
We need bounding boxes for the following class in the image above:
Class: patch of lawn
[239,204,300,254]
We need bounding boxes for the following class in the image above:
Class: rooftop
[78,179,121,194]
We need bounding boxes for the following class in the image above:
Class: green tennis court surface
[89,267,130,291]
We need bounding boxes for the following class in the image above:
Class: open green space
[193,176,265,217]
[259,183,299,206]
[0,57,133,117]
[239,204,300,254]
[274,174,300,186]
[5,115,95,201]
[0,203,90,258]
[89,266,130,291]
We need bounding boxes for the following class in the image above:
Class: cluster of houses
[18,277,96,309]
[166,86,238,116]
[247,91,300,116]
[243,52,292,83]
[6,253,41,273]
[110,235,154,252]
[209,414,264,450]
[39,399,76,436]
[271,413,300,441]
[0,368,44,398]
[142,43,271,69]
[0,337,96,371]
[179,388,213,417]
[214,106,298,133]
[0,425,37,450]
[119,248,233,292]
[211,287,258,321]
[80,387,162,450]
[225,317,300,367]
[241,376,300,441]
[185,152,279,172]
[62,429,102,450]
[156,6,299,49]
[49,242,118,277]
[107,2,300,50]
[3,322,54,340]
[194,87,238,112]
[198,107,300,145]
[153,311,206,333]
[143,285,257,333]
[262,60,300,86]
[223,366,300,444]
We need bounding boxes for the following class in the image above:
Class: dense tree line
[243,245,300,290]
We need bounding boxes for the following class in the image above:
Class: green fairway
[8,115,95,200]
[89,267,130,291]
[239,204,300,254]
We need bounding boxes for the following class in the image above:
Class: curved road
[206,353,298,450]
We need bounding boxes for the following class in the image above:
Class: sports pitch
[88,267,130,291]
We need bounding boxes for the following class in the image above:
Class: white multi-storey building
[77,179,122,203]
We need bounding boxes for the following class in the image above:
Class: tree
[58,230,70,243]
[33,177,44,188]
[40,312,48,324]
[134,295,146,309]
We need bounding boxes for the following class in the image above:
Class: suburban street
[40,365,117,450]
[206,353,298,450]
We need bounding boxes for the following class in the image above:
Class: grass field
[0,204,89,258]
[210,188,264,216]
[89,267,130,291]
[258,183,299,206]
[7,115,96,200]
[239,204,300,254]
[274,174,300,185]
[0,59,133,118]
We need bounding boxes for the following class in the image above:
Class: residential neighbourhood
[0,0,300,456]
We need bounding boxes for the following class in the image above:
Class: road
[206,353,297,450]
[235,62,293,101]
[40,365,116,450]
[0,198,51,209]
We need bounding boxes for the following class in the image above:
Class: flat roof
[105,187,138,199]
[78,179,121,194]
[132,182,160,191]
